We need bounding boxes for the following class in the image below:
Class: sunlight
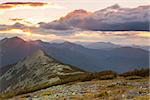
[0,28,33,36]
[137,32,150,37]
[1,29,23,33]
[74,32,100,37]
[26,31,32,36]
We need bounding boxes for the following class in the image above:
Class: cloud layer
[39,4,149,31]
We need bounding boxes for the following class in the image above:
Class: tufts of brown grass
[120,68,149,77]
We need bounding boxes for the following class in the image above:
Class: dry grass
[10,77,149,100]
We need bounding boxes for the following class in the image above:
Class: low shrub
[120,68,149,77]
[93,70,118,80]
[125,76,143,80]
[99,75,116,80]
[94,91,108,97]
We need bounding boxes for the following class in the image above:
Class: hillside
[0,49,87,98]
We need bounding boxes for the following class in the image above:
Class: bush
[93,70,118,80]
[99,75,116,80]
[125,76,143,80]
[120,68,149,77]
[94,91,108,97]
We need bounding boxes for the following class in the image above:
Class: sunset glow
[137,32,150,37]
[0,0,149,46]
[0,28,33,36]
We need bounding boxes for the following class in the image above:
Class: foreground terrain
[10,78,149,100]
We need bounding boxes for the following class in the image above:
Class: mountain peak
[61,41,84,48]
[63,41,74,45]
[30,39,44,44]
[7,36,24,41]
[1,36,25,44]
[11,36,22,40]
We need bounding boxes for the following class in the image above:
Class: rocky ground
[10,78,149,100]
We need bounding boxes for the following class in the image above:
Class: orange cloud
[0,2,48,10]
[9,18,38,26]
[9,18,25,21]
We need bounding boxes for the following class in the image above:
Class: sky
[0,0,149,46]
[0,0,150,24]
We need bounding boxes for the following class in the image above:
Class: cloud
[0,22,79,36]
[0,22,149,38]
[9,18,25,21]
[37,5,149,31]
[9,18,36,26]
[0,2,66,11]
[0,2,48,10]
[0,23,149,46]
[39,21,72,30]
[2,4,149,31]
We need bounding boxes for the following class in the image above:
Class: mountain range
[75,42,149,51]
[81,42,121,50]
[0,37,149,72]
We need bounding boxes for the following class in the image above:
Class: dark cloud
[79,20,149,31]
[39,21,72,30]
[0,2,48,10]
[9,18,25,21]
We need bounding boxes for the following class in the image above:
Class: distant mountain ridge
[0,37,149,72]
[75,41,149,51]
[84,42,121,50]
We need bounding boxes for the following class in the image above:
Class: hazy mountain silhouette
[84,42,121,50]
